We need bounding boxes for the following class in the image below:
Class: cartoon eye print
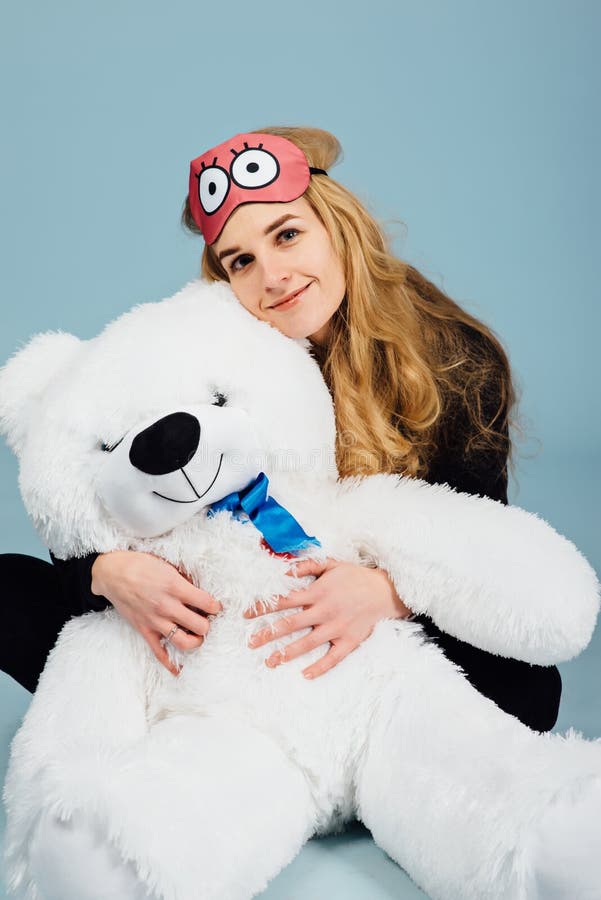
[196,160,230,215]
[230,143,280,190]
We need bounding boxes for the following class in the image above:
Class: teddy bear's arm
[334,473,600,665]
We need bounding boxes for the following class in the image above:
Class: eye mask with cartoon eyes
[188,132,327,245]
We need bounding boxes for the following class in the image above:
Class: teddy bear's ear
[0,331,82,455]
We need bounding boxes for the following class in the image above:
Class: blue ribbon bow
[208,472,321,556]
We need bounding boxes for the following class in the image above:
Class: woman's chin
[269,314,327,342]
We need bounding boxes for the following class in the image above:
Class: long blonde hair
[183,126,515,480]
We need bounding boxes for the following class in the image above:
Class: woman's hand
[244,558,411,679]
[91,551,222,676]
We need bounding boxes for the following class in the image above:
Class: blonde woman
[1,127,561,732]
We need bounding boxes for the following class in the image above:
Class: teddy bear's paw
[522,774,601,899]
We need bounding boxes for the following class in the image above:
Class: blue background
[1,2,599,897]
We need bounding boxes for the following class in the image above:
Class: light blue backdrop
[0,2,599,898]
[1,0,600,456]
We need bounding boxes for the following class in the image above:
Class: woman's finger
[249,610,314,648]
[265,625,333,667]
[286,557,336,579]
[244,588,316,619]
[169,603,211,637]
[169,628,205,652]
[302,640,354,680]
[142,627,180,676]
[173,573,222,616]
[157,618,206,651]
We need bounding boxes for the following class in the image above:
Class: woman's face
[212,196,346,344]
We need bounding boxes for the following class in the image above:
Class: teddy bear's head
[0,280,337,557]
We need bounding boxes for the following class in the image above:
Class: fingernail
[266,653,280,667]
[303,671,313,679]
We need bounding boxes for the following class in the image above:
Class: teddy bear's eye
[100,436,124,453]
[212,393,227,407]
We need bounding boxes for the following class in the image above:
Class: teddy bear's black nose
[129,412,201,476]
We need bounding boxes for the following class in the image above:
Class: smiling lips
[268,281,313,311]
[152,454,224,504]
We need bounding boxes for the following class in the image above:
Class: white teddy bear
[1,279,600,900]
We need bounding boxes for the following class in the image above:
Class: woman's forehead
[215,197,313,249]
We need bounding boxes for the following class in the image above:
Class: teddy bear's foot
[28,810,155,900]
[521,774,601,899]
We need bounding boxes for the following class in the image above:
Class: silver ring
[165,624,179,643]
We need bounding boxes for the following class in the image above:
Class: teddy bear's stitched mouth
[152,453,224,504]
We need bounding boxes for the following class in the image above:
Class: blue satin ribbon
[208,472,321,555]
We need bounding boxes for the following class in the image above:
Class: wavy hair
[182,126,515,480]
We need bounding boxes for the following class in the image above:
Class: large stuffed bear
[1,280,600,900]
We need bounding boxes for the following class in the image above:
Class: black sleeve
[427,429,509,504]
[413,338,561,732]
[425,364,509,504]
[50,551,111,614]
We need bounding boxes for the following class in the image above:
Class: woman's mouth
[269,282,313,312]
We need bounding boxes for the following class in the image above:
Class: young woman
[1,126,561,732]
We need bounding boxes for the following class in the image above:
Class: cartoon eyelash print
[196,158,230,214]
[229,142,280,190]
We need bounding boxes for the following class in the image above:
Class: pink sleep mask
[188,133,327,245]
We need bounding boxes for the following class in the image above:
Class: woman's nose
[259,253,292,291]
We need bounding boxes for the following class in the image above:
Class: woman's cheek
[230,283,261,320]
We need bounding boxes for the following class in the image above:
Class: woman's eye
[278,228,299,242]
[230,253,253,272]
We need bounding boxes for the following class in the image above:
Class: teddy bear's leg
[29,810,155,900]
[354,630,601,900]
[517,772,601,899]
[3,612,154,898]
[27,713,318,900]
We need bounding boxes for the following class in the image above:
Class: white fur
[333,474,600,663]
[1,279,600,899]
